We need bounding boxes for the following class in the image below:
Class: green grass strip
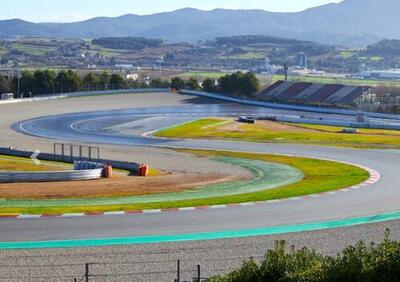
[155,118,400,149]
[0,150,369,214]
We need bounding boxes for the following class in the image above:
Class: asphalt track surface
[1,92,400,245]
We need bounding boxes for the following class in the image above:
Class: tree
[31,70,56,95]
[217,71,260,97]
[186,77,201,90]
[241,72,260,97]
[150,78,170,88]
[170,77,186,90]
[56,70,81,93]
[0,75,12,93]
[202,78,217,93]
[83,73,100,91]
[98,72,110,90]
[109,73,126,89]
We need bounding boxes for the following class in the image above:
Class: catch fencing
[0,88,169,105]
[180,90,400,121]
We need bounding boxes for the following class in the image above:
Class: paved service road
[1,93,400,243]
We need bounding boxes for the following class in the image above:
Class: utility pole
[17,69,21,98]
[283,64,289,81]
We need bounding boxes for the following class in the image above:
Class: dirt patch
[256,121,317,133]
[219,121,246,132]
[0,172,243,199]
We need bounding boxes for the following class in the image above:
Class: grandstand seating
[293,83,325,100]
[258,80,284,97]
[325,86,359,103]
[276,82,312,101]
[338,88,365,104]
[258,80,367,105]
[307,84,343,103]
[261,81,295,98]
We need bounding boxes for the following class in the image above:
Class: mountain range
[0,0,398,47]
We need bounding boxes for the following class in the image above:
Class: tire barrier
[138,164,149,177]
[73,161,104,170]
[0,169,103,183]
[0,147,144,176]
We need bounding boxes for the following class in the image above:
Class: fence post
[197,264,201,282]
[61,144,65,160]
[177,260,180,282]
[85,263,89,282]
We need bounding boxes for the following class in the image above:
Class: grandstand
[259,80,369,105]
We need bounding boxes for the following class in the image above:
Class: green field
[0,155,69,172]
[178,71,231,79]
[269,74,400,87]
[156,118,400,149]
[11,43,58,56]
[0,150,368,214]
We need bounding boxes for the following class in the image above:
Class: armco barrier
[0,169,103,183]
[0,147,141,175]
[180,90,400,121]
[251,115,400,130]
[0,88,169,105]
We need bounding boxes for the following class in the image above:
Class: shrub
[209,230,400,282]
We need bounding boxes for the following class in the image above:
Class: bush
[209,230,400,282]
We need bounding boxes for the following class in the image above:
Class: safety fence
[180,90,400,121]
[0,88,169,105]
[243,115,400,130]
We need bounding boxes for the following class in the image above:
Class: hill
[0,0,397,47]
[366,39,400,56]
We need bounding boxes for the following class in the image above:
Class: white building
[353,70,400,80]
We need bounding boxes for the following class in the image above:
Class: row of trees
[170,71,261,97]
[0,70,169,97]
[1,70,260,98]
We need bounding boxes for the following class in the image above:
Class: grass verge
[0,155,70,172]
[0,150,369,214]
[155,118,400,149]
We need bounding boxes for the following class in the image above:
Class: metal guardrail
[0,169,103,183]
[180,90,400,121]
[0,147,142,174]
[248,115,400,130]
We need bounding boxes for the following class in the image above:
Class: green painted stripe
[1,211,399,250]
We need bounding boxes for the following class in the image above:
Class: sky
[0,0,343,23]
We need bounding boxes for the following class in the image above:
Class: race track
[1,92,400,245]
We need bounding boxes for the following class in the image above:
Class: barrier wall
[180,90,400,121]
[0,169,103,183]
[0,88,169,105]
[0,147,141,174]
[252,115,400,130]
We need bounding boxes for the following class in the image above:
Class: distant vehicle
[342,128,358,134]
[0,93,14,100]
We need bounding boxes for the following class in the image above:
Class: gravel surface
[0,220,399,282]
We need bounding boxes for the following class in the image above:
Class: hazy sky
[1,0,343,22]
